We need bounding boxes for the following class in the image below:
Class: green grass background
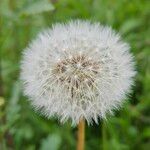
[0,0,150,149]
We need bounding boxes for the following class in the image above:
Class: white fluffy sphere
[21,20,135,125]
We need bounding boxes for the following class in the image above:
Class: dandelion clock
[21,20,135,150]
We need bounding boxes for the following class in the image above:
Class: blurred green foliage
[0,0,150,150]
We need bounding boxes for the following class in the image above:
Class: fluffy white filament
[20,20,135,125]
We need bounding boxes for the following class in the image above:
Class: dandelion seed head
[20,20,136,125]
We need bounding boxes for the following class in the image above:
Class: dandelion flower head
[21,20,135,125]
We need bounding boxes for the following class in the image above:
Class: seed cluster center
[53,54,99,89]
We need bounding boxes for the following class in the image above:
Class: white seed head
[20,20,136,125]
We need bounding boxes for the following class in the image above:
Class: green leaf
[0,97,5,107]
[40,134,62,150]
[6,81,21,125]
[21,0,54,16]
[142,128,150,139]
[120,18,141,34]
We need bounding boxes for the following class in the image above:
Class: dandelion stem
[77,119,85,150]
